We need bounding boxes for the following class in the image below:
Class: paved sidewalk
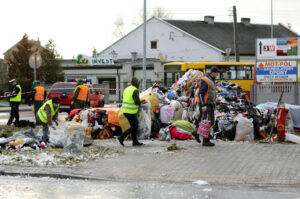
[1,140,299,185]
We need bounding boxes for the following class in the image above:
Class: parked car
[47,81,104,112]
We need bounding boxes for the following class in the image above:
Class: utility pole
[233,6,240,62]
[142,0,147,90]
[271,0,274,38]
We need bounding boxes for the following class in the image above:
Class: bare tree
[132,6,173,27]
[112,16,125,40]
[92,47,98,58]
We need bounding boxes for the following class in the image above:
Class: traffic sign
[29,52,42,69]
[29,52,42,81]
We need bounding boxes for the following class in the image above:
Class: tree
[38,39,64,84]
[92,47,98,58]
[6,34,34,101]
[112,17,125,40]
[132,6,173,26]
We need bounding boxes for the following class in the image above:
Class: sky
[0,0,299,59]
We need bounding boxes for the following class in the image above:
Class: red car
[47,82,104,112]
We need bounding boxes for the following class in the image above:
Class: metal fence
[251,83,299,105]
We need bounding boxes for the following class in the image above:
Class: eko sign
[256,61,297,82]
[77,54,114,66]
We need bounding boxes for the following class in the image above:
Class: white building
[62,16,298,102]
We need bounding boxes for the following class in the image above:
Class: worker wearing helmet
[6,79,22,126]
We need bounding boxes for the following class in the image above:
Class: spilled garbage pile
[1,69,300,160]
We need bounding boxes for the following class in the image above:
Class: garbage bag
[170,100,185,121]
[159,126,171,141]
[170,120,195,133]
[0,128,37,146]
[137,102,151,139]
[234,114,254,141]
[63,122,85,153]
[140,87,160,112]
[118,109,130,133]
[160,105,174,124]
[152,87,165,101]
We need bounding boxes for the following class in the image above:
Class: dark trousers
[121,113,139,143]
[7,102,20,125]
[34,101,44,125]
[75,100,87,109]
[199,104,215,126]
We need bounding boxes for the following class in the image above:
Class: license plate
[60,105,70,109]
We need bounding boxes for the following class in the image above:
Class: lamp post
[271,0,274,38]
[142,0,147,90]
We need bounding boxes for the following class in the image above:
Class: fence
[251,83,299,105]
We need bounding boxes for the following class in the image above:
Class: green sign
[77,54,114,66]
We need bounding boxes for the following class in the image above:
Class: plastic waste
[137,101,151,139]
[160,105,174,124]
[63,122,85,153]
[234,114,254,141]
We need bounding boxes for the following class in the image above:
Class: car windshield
[49,84,76,92]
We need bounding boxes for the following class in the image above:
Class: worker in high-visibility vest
[71,79,89,109]
[196,66,220,147]
[36,97,60,143]
[32,80,46,125]
[6,79,22,126]
[117,77,146,147]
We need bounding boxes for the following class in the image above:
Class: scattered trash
[192,180,209,185]
[167,143,182,151]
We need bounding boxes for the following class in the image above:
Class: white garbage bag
[234,114,254,141]
[137,102,151,139]
[63,122,85,153]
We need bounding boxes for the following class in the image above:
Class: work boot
[202,138,215,147]
[132,141,144,146]
[192,132,201,143]
[117,135,124,146]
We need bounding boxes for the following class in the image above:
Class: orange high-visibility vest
[197,77,210,104]
[76,85,88,101]
[34,86,45,101]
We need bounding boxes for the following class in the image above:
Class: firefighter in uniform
[7,79,22,126]
[197,67,220,146]
[36,97,60,143]
[71,79,89,109]
[117,77,146,146]
[32,80,46,125]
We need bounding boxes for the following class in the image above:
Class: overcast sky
[0,0,299,59]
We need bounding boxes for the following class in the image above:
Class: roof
[164,19,299,55]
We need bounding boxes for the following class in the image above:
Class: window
[151,41,157,49]
[98,78,116,94]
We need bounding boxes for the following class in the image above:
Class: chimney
[204,16,214,24]
[241,18,251,26]
[131,52,137,62]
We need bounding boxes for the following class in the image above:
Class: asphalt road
[0,110,35,125]
[0,176,299,199]
[0,110,68,125]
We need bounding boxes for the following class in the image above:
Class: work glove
[55,120,59,126]
[201,106,207,112]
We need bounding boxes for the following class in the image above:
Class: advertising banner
[256,60,297,82]
[298,61,300,82]
[76,54,114,66]
[256,38,300,60]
